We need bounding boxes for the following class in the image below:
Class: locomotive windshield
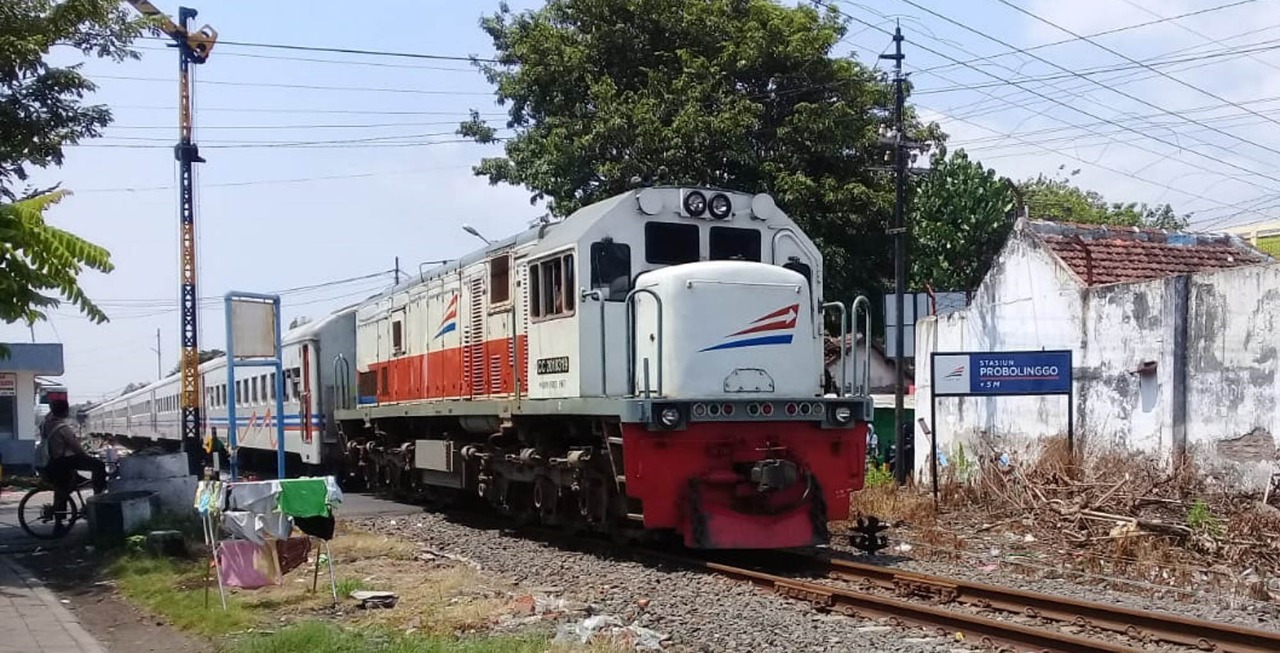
[709,226,761,261]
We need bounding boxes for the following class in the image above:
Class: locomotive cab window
[590,240,631,301]
[710,226,762,262]
[489,254,511,305]
[529,252,576,320]
[644,222,699,265]
[391,319,404,356]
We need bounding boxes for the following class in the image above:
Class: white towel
[229,480,281,513]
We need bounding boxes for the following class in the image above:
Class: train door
[300,341,313,449]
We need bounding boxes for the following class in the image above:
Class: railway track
[756,550,1280,653]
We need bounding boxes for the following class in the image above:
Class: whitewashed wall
[915,227,1280,489]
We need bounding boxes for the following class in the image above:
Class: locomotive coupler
[749,459,800,492]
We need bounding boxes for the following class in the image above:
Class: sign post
[929,350,1074,501]
[224,292,287,480]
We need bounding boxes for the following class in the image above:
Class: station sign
[932,350,1072,397]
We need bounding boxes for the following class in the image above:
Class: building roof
[1025,220,1271,287]
[0,343,64,375]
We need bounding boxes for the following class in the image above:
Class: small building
[825,334,904,394]
[1226,220,1280,258]
[0,343,65,470]
[914,220,1278,488]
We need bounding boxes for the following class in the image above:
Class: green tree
[1017,167,1189,230]
[0,1,149,344]
[167,349,224,377]
[459,0,943,301]
[910,147,1015,291]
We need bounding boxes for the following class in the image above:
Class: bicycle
[18,458,119,540]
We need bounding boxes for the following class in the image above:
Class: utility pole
[881,25,912,486]
[394,256,401,285]
[150,328,162,379]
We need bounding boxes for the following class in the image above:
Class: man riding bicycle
[38,399,107,521]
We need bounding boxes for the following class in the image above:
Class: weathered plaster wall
[1184,264,1280,487]
[914,229,1082,477]
[917,239,1280,489]
[827,346,897,393]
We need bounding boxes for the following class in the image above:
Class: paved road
[0,489,104,652]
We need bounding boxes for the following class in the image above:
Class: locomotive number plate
[536,356,570,375]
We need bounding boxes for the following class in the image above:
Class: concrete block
[117,452,190,481]
[107,476,197,515]
[85,491,160,542]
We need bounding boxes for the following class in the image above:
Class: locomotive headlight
[708,193,732,219]
[683,190,707,217]
[833,406,853,424]
[658,405,681,429]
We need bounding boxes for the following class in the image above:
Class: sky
[5,0,1280,402]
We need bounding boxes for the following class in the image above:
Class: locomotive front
[604,188,873,549]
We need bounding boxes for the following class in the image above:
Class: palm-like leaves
[0,189,112,326]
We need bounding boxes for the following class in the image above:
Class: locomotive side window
[710,226,762,262]
[644,222,699,264]
[391,319,404,356]
[489,254,511,305]
[530,252,576,320]
[590,240,631,300]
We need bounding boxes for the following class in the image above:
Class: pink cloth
[216,539,281,589]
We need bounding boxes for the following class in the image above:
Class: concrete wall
[916,231,1280,490]
[1184,264,1280,487]
[914,228,1082,479]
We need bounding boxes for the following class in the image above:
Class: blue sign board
[931,350,1073,397]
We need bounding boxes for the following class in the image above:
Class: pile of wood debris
[938,437,1280,600]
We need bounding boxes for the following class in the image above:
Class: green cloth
[276,478,330,518]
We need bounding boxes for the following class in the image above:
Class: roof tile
[1026,220,1270,286]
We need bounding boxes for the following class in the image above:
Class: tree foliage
[0,190,113,325]
[1017,167,1190,230]
[910,147,1015,291]
[167,349,224,377]
[460,0,943,300]
[0,1,146,341]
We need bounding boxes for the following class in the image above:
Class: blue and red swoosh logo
[700,303,799,352]
[434,294,459,339]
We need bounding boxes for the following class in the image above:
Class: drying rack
[194,477,341,610]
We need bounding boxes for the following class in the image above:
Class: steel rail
[803,554,1280,653]
[644,551,1139,653]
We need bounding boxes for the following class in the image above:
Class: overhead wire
[93,73,495,97]
[912,0,1257,75]
[885,0,1280,183]
[139,35,499,63]
[992,0,1280,143]
[822,2,1280,221]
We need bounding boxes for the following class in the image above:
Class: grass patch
[109,554,253,637]
[228,621,549,653]
[335,576,370,598]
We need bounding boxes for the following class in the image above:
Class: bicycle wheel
[18,484,80,540]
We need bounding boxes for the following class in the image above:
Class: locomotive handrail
[822,301,847,396]
[581,288,607,396]
[624,288,664,398]
[851,295,872,396]
[333,353,351,412]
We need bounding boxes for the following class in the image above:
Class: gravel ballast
[350,505,1279,651]
[353,512,971,653]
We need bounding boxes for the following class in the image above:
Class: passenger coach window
[644,222,699,264]
[590,240,631,300]
[710,227,762,262]
[530,252,575,320]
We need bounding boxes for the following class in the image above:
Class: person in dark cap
[40,399,107,523]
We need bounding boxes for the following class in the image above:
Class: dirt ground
[20,548,213,653]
